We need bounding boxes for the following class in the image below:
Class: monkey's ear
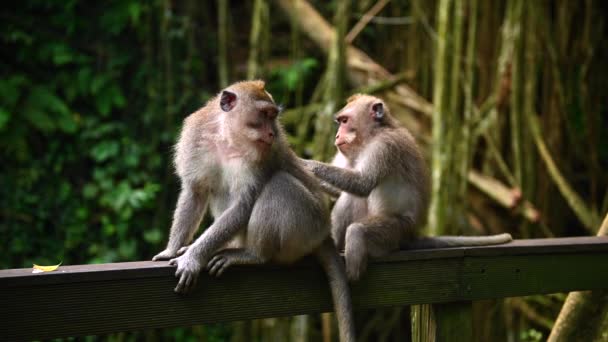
[371,102,384,121]
[220,90,237,112]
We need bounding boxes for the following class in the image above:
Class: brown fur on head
[216,80,281,161]
[335,94,396,157]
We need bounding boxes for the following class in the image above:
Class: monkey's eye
[261,110,277,120]
[336,117,348,125]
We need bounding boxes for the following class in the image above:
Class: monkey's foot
[345,251,367,282]
[207,249,264,277]
[169,253,202,294]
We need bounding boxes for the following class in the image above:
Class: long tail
[401,233,513,249]
[315,239,356,342]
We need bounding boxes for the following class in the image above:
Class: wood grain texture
[434,302,473,342]
[1,237,607,341]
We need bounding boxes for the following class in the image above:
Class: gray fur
[306,94,511,281]
[153,81,355,342]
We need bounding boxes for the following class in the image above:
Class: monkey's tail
[401,233,513,249]
[315,239,356,342]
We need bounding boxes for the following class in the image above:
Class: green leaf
[109,84,126,108]
[0,108,10,130]
[82,183,98,199]
[24,104,55,132]
[51,44,73,65]
[90,141,120,162]
[77,68,92,95]
[23,86,74,133]
[144,229,163,244]
[91,76,108,95]
[0,75,26,108]
[96,85,116,116]
[56,111,78,133]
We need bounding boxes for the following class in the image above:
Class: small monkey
[304,94,512,281]
[153,81,355,341]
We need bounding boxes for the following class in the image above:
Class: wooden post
[412,302,472,342]
[434,302,473,342]
[411,304,434,342]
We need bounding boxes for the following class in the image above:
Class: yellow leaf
[32,262,62,273]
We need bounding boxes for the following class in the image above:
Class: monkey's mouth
[256,139,273,148]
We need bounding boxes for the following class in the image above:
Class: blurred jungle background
[1,0,607,341]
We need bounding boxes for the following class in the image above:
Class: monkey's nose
[259,132,274,145]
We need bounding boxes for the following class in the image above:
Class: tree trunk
[312,0,350,161]
[247,0,269,79]
[427,0,466,236]
[548,213,608,342]
[217,0,229,87]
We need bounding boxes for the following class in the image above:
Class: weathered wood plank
[1,237,607,341]
[462,253,608,299]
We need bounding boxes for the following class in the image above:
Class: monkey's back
[366,126,429,225]
[247,170,330,264]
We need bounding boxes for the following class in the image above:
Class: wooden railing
[2,236,608,341]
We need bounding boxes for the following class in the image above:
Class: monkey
[152,81,355,342]
[303,94,512,281]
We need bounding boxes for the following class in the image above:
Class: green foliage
[267,58,319,105]
[520,328,543,342]
[0,0,187,268]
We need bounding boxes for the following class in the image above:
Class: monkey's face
[334,95,385,157]
[334,109,359,155]
[240,102,279,152]
[219,82,280,161]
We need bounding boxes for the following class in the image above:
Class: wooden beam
[1,237,608,341]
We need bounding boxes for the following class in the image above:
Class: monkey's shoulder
[367,128,423,165]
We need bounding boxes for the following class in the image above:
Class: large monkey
[304,94,512,281]
[153,81,355,341]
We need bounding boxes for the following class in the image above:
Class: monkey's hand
[298,158,317,172]
[152,245,191,261]
[168,251,203,294]
[152,248,180,261]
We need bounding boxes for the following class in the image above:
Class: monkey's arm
[153,185,208,260]
[169,186,259,293]
[306,160,377,197]
[187,187,257,260]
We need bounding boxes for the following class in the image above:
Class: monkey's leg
[206,248,266,277]
[331,194,368,252]
[188,231,246,258]
[344,215,407,281]
[331,195,353,251]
